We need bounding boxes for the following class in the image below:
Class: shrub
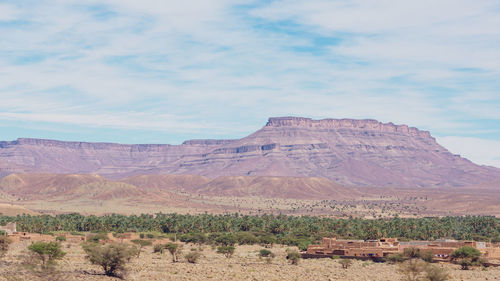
[180,233,207,245]
[403,247,421,259]
[87,233,108,243]
[286,250,301,265]
[184,251,201,263]
[0,236,12,258]
[217,246,235,258]
[55,236,66,242]
[146,233,154,239]
[215,233,236,246]
[387,253,405,263]
[153,244,164,254]
[131,239,152,257]
[424,264,449,281]
[398,259,427,281]
[164,243,181,262]
[339,259,353,269]
[258,249,274,258]
[235,232,259,245]
[83,242,138,277]
[258,235,275,248]
[450,246,482,270]
[420,250,434,263]
[27,241,66,269]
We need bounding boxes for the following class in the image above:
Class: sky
[0,0,499,168]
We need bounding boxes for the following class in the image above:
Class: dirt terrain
[0,173,499,217]
[1,242,498,281]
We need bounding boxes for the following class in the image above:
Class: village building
[0,222,17,234]
[305,237,500,261]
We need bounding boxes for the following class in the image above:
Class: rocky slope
[0,173,355,200]
[1,117,499,187]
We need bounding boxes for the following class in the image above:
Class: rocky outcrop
[0,117,499,187]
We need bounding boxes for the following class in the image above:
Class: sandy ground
[1,241,499,281]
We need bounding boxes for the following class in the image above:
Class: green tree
[450,246,482,270]
[27,241,66,269]
[217,246,235,258]
[83,242,138,277]
[164,243,181,262]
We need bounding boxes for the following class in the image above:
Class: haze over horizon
[1,1,499,167]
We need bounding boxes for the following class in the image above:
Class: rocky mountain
[1,117,499,187]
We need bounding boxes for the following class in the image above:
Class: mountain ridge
[1,117,499,187]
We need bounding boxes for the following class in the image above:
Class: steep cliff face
[1,117,499,187]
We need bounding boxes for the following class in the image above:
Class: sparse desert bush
[27,241,66,270]
[153,244,164,254]
[83,242,138,277]
[398,259,427,281]
[258,234,275,248]
[217,246,235,258]
[55,236,66,242]
[387,253,405,263]
[286,250,301,265]
[86,233,108,243]
[180,233,207,245]
[131,239,152,257]
[0,235,12,258]
[403,247,421,259]
[259,249,275,264]
[164,242,181,262]
[339,258,353,269]
[184,251,201,263]
[450,246,482,270]
[258,249,274,258]
[235,232,259,245]
[420,250,434,262]
[214,233,237,246]
[424,264,449,281]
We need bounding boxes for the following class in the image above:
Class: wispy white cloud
[0,0,499,166]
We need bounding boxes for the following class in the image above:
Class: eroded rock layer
[1,117,499,187]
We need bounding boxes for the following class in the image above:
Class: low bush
[184,251,201,263]
[387,253,405,263]
[258,249,274,258]
[0,236,12,258]
[424,264,449,281]
[339,259,353,269]
[153,244,164,254]
[217,246,235,258]
[86,233,108,243]
[83,242,138,277]
[55,236,66,242]
[398,259,427,281]
[131,239,152,257]
[286,250,301,265]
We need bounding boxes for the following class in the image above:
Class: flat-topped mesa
[1,138,172,151]
[182,139,236,146]
[266,117,432,138]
